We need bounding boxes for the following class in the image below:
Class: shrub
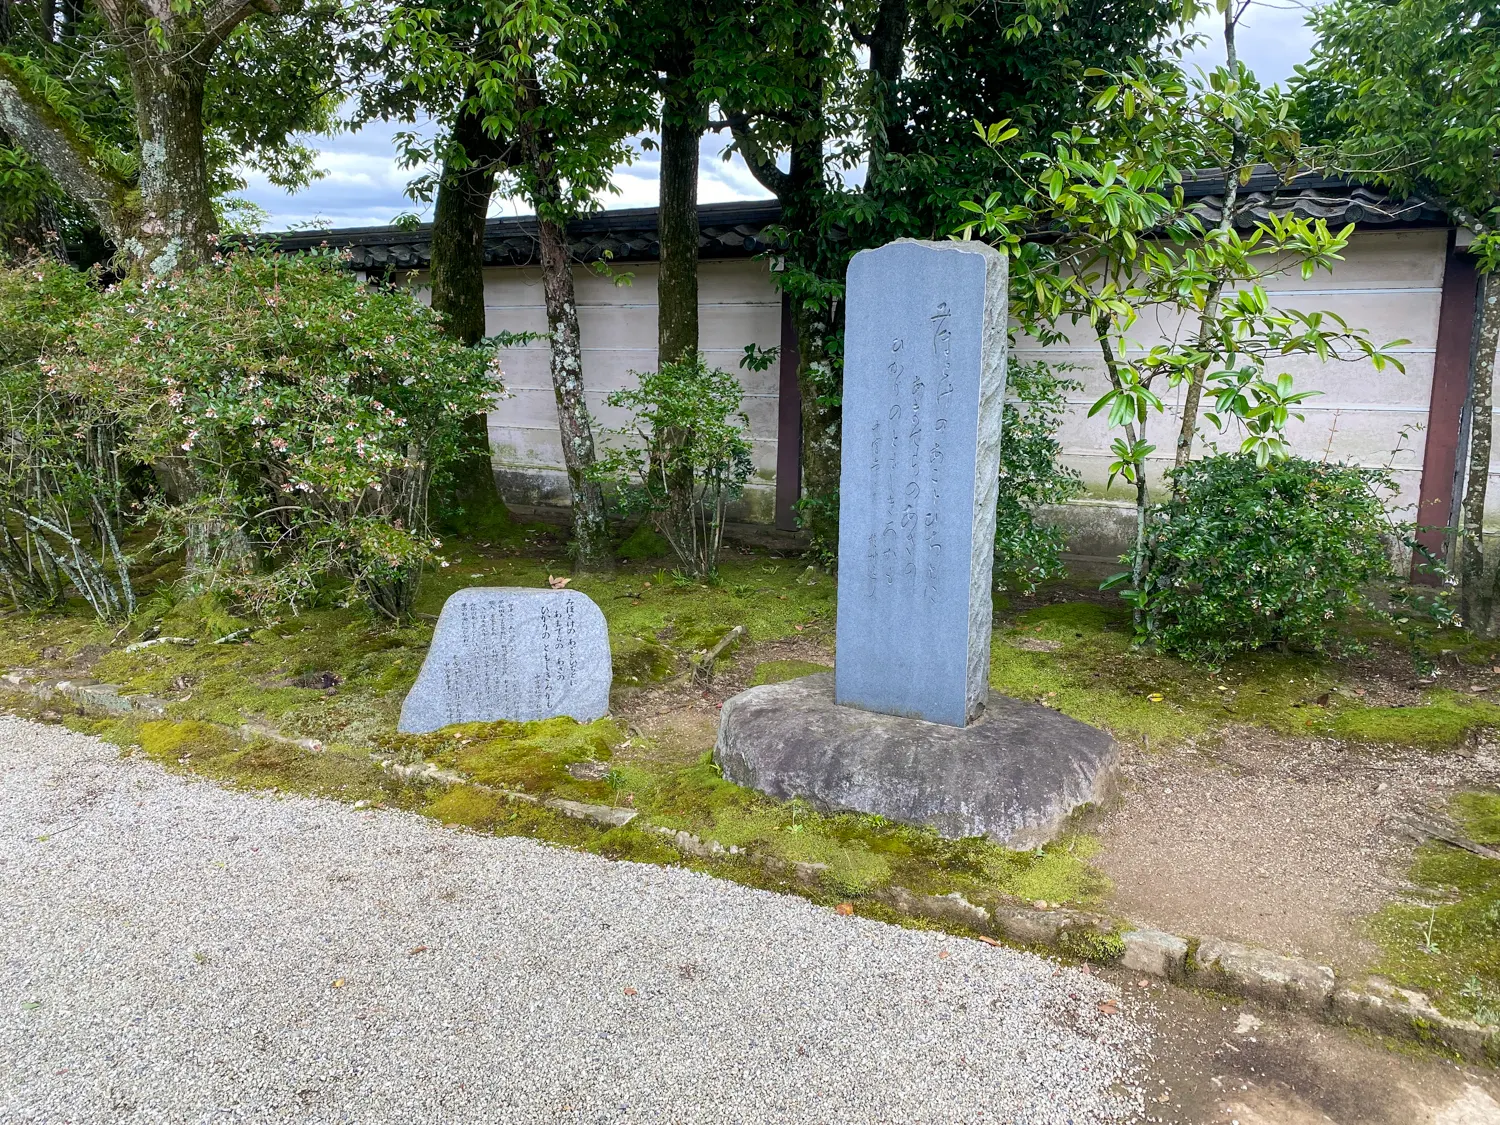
[1139,454,1397,661]
[0,257,136,619]
[594,354,753,578]
[17,247,498,622]
[995,360,1084,594]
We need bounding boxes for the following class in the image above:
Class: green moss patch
[750,659,832,686]
[989,599,1494,750]
[1321,695,1500,748]
[1369,791,1500,1026]
[138,719,239,761]
[383,716,624,801]
[617,522,670,561]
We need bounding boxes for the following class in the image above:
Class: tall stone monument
[399,587,612,734]
[835,240,1007,727]
[714,239,1117,846]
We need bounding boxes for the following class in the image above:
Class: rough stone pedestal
[714,674,1116,847]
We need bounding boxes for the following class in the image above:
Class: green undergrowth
[0,543,835,742]
[992,599,1500,750]
[1368,792,1500,1026]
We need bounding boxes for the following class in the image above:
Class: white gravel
[0,715,1149,1124]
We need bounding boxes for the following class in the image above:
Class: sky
[240,1,1324,233]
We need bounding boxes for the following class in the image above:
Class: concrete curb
[3,669,1494,1065]
[2,672,165,717]
[878,883,1496,1065]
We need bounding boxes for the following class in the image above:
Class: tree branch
[725,109,790,198]
[200,0,278,51]
[0,56,130,239]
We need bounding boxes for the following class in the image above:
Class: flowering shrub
[1139,454,1398,662]
[0,258,137,618]
[17,248,498,621]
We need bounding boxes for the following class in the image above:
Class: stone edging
[3,669,1494,1065]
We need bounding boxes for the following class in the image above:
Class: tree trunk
[1096,324,1150,628]
[126,61,218,275]
[429,100,513,536]
[536,206,613,574]
[863,0,909,197]
[1174,4,1245,473]
[1464,272,1500,630]
[430,102,506,346]
[657,83,704,366]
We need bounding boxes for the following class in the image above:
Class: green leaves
[593,355,753,578]
[1140,454,1400,662]
[1296,0,1500,246]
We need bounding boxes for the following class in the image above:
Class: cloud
[1181,1,1324,85]
[245,7,1326,233]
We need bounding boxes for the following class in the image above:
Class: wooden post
[1414,232,1479,583]
[775,292,802,531]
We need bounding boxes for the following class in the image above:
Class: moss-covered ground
[3,532,1498,1017]
[1368,792,1500,1027]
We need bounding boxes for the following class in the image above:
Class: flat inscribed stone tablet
[398,587,611,733]
[834,239,1008,728]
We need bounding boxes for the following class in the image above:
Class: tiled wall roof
[263,173,1449,269]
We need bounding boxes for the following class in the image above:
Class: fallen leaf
[1315,692,1331,706]
[834,902,854,916]
[1098,998,1119,1016]
[547,575,571,589]
[938,950,951,960]
[408,945,428,956]
[976,935,1000,947]
[332,979,346,989]
[1146,692,1164,703]
[623,987,638,997]
[794,624,804,632]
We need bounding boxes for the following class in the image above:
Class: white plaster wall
[1017,227,1447,525]
[480,259,783,522]
[460,228,1449,539]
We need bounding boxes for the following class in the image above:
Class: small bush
[0,258,137,618]
[594,354,752,578]
[995,361,1083,594]
[1140,454,1397,661]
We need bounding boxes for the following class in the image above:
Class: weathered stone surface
[566,759,612,781]
[1193,938,1335,1012]
[398,587,610,733]
[835,239,1008,728]
[877,887,993,932]
[547,798,636,828]
[1122,929,1189,978]
[1333,977,1498,1060]
[991,905,1117,950]
[714,673,1117,846]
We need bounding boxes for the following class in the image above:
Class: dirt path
[1090,728,1500,969]
[1122,972,1500,1124]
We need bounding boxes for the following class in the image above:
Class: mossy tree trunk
[527,132,612,574]
[1465,272,1500,631]
[428,98,515,535]
[0,0,270,274]
[657,55,705,367]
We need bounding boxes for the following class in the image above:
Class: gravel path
[0,716,1149,1124]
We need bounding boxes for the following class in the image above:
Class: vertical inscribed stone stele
[398,587,612,733]
[834,239,1008,728]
